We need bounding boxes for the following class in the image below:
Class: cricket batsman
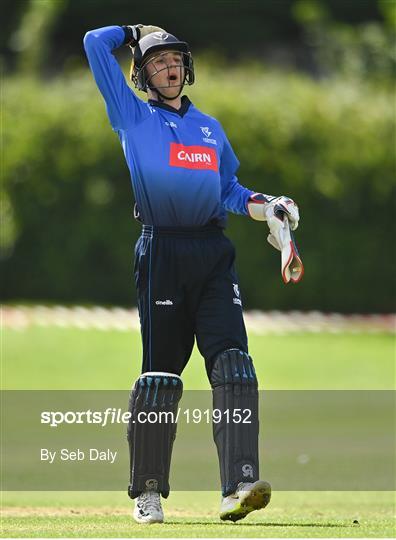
[83,23,302,524]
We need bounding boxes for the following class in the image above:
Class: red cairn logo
[169,143,218,171]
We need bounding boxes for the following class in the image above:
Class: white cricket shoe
[133,490,164,524]
[220,479,271,522]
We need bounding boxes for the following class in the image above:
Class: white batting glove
[267,214,304,284]
[123,24,166,47]
[248,193,303,283]
[247,193,300,231]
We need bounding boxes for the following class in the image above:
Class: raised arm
[83,25,148,130]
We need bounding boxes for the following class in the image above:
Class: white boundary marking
[1,305,395,334]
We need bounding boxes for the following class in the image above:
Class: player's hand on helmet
[139,25,166,39]
[247,193,300,231]
[123,24,166,47]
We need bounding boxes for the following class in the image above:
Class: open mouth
[169,74,178,82]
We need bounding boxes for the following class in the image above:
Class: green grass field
[1,327,395,537]
[2,490,394,538]
[3,328,395,390]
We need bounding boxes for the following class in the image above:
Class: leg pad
[127,372,183,498]
[210,349,259,496]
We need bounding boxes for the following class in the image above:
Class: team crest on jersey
[201,126,212,137]
[169,143,218,171]
[200,126,217,145]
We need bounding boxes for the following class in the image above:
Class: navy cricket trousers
[134,224,248,377]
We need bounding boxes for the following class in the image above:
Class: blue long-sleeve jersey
[83,26,254,227]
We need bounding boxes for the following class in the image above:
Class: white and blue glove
[247,193,304,284]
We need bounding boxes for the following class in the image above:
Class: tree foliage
[2,64,394,311]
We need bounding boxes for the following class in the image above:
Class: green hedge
[2,65,395,311]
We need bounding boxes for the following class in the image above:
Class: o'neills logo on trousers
[169,143,218,171]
